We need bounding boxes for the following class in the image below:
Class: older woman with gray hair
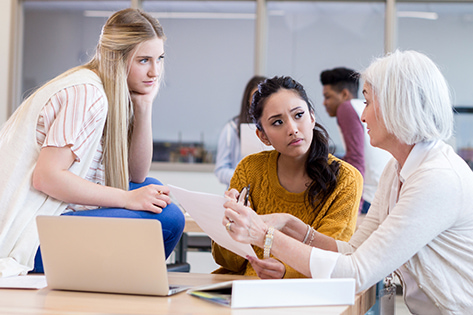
[223,50,473,314]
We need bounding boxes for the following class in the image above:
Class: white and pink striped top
[36,83,107,210]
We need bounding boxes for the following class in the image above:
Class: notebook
[239,123,274,158]
[36,215,190,296]
[187,278,356,308]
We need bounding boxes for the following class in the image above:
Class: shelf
[150,162,215,173]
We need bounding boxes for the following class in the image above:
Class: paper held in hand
[168,185,256,258]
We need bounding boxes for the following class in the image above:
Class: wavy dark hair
[250,76,340,210]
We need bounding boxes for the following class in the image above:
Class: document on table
[188,278,356,308]
[0,275,47,289]
[168,185,256,258]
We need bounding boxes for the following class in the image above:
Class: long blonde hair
[2,9,164,190]
[83,8,166,190]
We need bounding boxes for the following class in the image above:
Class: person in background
[214,75,266,186]
[320,67,391,213]
[0,8,185,277]
[224,51,473,313]
[212,76,362,279]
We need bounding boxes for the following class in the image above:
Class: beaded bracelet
[302,224,311,244]
[308,227,316,246]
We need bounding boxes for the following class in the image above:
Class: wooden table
[0,273,376,315]
[172,214,205,267]
[183,213,203,233]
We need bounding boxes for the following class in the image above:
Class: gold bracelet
[263,226,275,259]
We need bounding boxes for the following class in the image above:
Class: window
[266,1,385,152]
[19,0,473,164]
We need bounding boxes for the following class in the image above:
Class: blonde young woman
[0,8,184,277]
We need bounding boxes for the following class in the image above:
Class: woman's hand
[260,213,291,232]
[223,200,267,248]
[33,147,170,212]
[129,82,159,112]
[224,188,251,206]
[124,184,171,213]
[247,256,286,279]
[128,85,158,182]
[224,188,240,201]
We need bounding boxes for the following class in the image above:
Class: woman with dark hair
[223,52,473,313]
[212,76,362,279]
[214,76,267,186]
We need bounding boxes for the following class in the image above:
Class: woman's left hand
[247,256,286,279]
[223,200,268,248]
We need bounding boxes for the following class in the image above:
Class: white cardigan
[309,141,473,314]
[0,69,107,277]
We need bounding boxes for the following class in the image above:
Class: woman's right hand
[224,188,240,201]
[223,200,268,248]
[260,213,291,231]
[124,184,171,213]
[225,188,252,207]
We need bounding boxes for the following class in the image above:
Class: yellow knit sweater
[212,150,362,278]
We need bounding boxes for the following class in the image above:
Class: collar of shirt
[389,140,438,212]
[398,140,438,184]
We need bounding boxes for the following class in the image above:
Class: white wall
[397,3,473,106]
[265,2,386,150]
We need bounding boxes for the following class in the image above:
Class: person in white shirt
[223,50,473,314]
[0,8,184,277]
[214,76,266,186]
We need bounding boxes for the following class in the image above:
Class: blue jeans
[361,200,371,214]
[31,177,185,273]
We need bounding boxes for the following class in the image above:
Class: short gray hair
[362,50,453,145]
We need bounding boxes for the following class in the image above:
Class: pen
[238,184,250,206]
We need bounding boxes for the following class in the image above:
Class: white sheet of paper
[0,275,47,290]
[168,185,256,258]
[240,123,273,158]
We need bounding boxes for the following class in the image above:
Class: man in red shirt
[321,67,392,214]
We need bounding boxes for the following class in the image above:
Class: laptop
[240,123,273,158]
[36,215,190,296]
